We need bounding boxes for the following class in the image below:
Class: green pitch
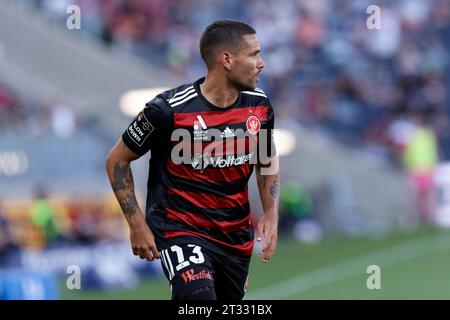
[60,226,450,300]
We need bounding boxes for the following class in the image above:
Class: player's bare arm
[105,138,160,261]
[255,159,280,264]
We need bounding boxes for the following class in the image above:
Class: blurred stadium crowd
[27,0,450,164]
[0,81,99,139]
[0,0,446,250]
[0,191,126,263]
[0,0,449,298]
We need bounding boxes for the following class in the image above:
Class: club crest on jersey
[246,115,261,135]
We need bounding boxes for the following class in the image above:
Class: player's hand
[129,219,160,261]
[256,212,278,263]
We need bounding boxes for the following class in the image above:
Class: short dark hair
[199,19,256,69]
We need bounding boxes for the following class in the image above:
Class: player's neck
[200,73,239,108]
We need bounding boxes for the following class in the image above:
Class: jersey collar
[194,77,242,111]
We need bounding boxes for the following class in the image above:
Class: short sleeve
[257,100,276,165]
[121,95,172,156]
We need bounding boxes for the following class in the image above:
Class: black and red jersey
[122,77,275,257]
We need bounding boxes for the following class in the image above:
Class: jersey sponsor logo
[181,268,213,284]
[193,115,209,141]
[191,152,254,170]
[246,115,261,135]
[194,115,207,130]
[127,111,154,146]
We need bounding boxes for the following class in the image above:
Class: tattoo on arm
[256,166,266,188]
[269,177,280,199]
[111,161,138,217]
[120,196,138,217]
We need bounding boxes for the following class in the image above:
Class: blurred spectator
[50,103,76,139]
[279,180,323,243]
[0,201,19,265]
[67,202,97,244]
[279,180,314,231]
[362,7,401,59]
[401,112,439,223]
[30,187,60,247]
[280,180,323,244]
[0,82,26,135]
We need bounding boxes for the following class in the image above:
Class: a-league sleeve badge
[127,111,155,146]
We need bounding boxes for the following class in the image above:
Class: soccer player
[106,19,279,300]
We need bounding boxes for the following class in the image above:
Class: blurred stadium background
[1,0,450,299]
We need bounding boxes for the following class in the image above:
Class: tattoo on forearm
[111,162,131,191]
[269,177,280,199]
[120,196,138,217]
[111,161,138,217]
[256,166,267,188]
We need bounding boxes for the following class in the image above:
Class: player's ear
[221,51,233,71]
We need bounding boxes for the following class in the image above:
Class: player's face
[229,34,265,91]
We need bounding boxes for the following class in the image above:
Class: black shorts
[158,241,250,300]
